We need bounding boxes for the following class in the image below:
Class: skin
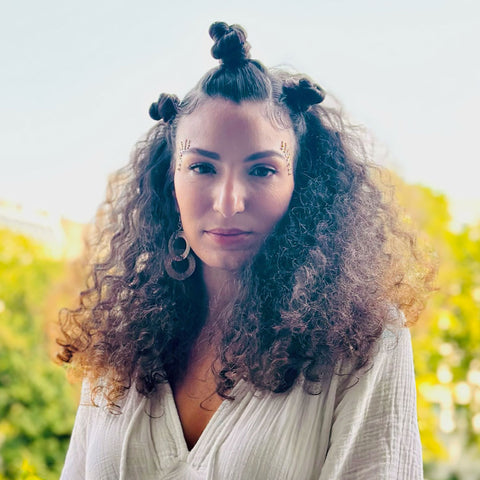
[172,98,296,450]
[174,98,295,287]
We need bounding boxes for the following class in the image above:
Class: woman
[59,21,431,479]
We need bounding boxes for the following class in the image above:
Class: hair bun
[282,78,326,113]
[149,93,180,122]
[209,21,251,67]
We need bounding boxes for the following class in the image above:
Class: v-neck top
[60,327,423,479]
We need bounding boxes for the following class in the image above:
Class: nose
[213,174,246,217]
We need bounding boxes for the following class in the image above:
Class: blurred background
[1,1,479,478]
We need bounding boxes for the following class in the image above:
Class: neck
[201,265,238,321]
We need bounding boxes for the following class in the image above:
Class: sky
[1,0,479,228]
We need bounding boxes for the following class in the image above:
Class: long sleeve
[60,380,91,480]
[58,329,423,480]
[319,328,423,479]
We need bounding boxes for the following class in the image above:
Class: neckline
[164,379,247,459]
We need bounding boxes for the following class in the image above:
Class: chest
[84,379,334,479]
[171,349,224,450]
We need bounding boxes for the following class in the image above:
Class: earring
[164,225,196,281]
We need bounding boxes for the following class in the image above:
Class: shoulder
[379,323,413,357]
[362,305,414,376]
[322,325,423,479]
[366,325,415,382]
[333,323,415,405]
[77,377,150,420]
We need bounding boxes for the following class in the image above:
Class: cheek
[264,181,294,218]
[174,178,206,223]
[250,189,292,235]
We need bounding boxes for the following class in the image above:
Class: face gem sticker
[177,139,191,171]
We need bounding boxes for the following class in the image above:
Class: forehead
[175,98,295,151]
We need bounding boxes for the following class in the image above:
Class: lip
[205,228,254,247]
[206,228,250,235]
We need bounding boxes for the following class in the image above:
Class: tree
[0,229,77,480]
[394,180,480,479]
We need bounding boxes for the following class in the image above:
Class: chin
[200,252,253,273]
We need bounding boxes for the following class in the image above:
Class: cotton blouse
[61,327,423,479]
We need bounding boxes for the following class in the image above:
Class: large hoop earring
[164,228,196,281]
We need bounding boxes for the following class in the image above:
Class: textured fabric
[61,327,423,479]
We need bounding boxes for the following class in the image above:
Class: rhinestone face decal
[280,141,292,175]
[177,139,191,171]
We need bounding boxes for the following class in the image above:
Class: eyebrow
[185,147,220,160]
[245,150,284,162]
[184,147,284,162]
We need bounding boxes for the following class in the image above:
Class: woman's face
[173,98,295,272]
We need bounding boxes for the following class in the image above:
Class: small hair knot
[209,21,251,67]
[281,77,326,113]
[149,93,180,122]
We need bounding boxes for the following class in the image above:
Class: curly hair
[58,22,433,408]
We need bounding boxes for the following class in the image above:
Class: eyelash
[250,165,277,177]
[189,163,216,174]
[189,163,277,177]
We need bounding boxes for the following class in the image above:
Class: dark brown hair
[58,22,433,408]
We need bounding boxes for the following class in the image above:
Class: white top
[61,327,423,479]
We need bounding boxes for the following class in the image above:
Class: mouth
[206,228,251,236]
[204,228,254,247]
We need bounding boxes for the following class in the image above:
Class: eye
[189,163,216,175]
[250,165,277,177]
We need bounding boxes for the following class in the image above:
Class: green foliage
[0,229,77,480]
[0,459,45,480]
[0,178,479,479]
[394,182,480,479]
